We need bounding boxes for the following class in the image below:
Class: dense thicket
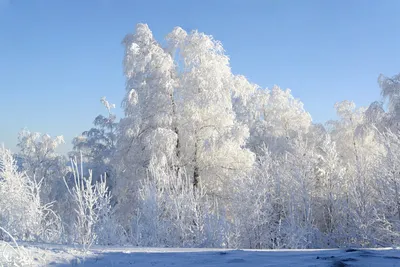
[2,24,400,249]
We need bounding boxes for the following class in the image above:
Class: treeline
[1,24,400,249]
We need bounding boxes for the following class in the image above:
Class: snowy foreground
[1,242,400,267]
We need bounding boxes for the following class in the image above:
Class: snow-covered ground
[1,242,399,267]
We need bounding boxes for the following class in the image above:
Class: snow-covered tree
[371,129,400,245]
[0,146,61,242]
[232,80,312,156]
[132,160,226,247]
[17,130,67,205]
[114,24,178,227]
[115,24,255,230]
[379,72,400,128]
[166,26,254,197]
[72,97,117,184]
[312,135,347,246]
[64,157,113,248]
[326,100,391,246]
[229,147,283,249]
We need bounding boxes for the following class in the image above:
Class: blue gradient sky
[0,0,399,153]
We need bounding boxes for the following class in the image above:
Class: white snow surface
[1,242,400,266]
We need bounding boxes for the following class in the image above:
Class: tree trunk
[170,92,181,175]
[193,134,199,189]
[394,177,400,221]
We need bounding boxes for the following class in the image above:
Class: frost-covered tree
[72,97,117,186]
[64,157,113,248]
[371,129,400,245]
[166,27,254,197]
[313,135,347,246]
[114,24,178,227]
[17,130,67,205]
[280,137,322,248]
[232,80,312,156]
[327,101,367,166]
[326,100,391,246]
[231,137,332,249]
[262,86,312,138]
[132,160,226,247]
[0,146,61,242]
[115,24,255,230]
[379,72,400,128]
[229,147,282,249]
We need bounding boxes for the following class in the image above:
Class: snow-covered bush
[64,157,113,249]
[132,160,227,248]
[228,148,281,249]
[0,227,36,266]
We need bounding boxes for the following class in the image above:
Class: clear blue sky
[0,0,399,153]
